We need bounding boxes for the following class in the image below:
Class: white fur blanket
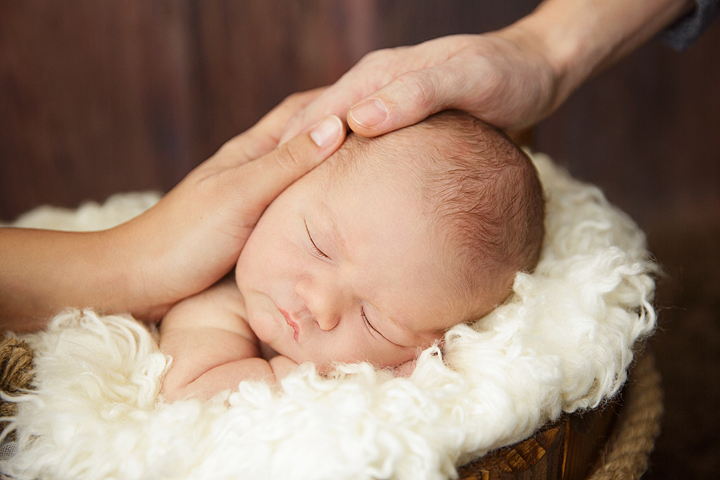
[0,153,656,480]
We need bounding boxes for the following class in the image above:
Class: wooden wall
[1,1,719,478]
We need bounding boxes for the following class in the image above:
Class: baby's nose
[295,276,347,331]
[308,287,343,331]
[314,310,340,331]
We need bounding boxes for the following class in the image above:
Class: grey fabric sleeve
[659,0,720,50]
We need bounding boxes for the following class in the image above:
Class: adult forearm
[506,0,695,112]
[0,228,138,331]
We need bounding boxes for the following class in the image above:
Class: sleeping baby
[159,110,545,402]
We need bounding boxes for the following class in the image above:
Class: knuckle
[443,60,478,93]
[357,48,394,68]
[272,141,306,172]
[396,70,436,110]
[357,49,382,65]
[475,56,502,85]
[278,89,317,114]
[277,92,305,113]
[282,113,304,136]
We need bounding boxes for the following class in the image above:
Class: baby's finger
[394,359,416,377]
[269,355,299,382]
[236,115,345,219]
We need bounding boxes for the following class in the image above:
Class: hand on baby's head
[235,110,544,372]
[160,110,544,401]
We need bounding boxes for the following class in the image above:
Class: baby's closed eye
[305,220,330,259]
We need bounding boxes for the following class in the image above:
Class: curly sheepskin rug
[0,153,656,480]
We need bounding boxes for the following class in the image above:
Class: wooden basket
[458,353,663,480]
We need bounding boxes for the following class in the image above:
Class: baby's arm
[159,279,297,402]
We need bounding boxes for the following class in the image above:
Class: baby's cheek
[370,345,420,370]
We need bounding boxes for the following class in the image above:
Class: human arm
[159,279,298,402]
[0,90,346,331]
[280,0,695,139]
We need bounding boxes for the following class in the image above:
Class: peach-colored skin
[160,151,472,402]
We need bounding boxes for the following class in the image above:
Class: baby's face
[236,152,470,372]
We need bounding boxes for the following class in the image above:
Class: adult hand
[0,90,345,330]
[280,33,558,141]
[280,0,694,142]
[120,90,346,320]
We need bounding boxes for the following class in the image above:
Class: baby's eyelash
[362,308,404,347]
[361,307,385,339]
[361,307,377,333]
[305,220,329,259]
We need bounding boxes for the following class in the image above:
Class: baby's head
[236,111,544,372]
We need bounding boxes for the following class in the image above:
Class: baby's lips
[279,308,301,342]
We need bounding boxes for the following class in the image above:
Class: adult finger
[216,88,328,166]
[235,115,345,219]
[278,87,361,145]
[347,64,471,137]
[249,88,328,145]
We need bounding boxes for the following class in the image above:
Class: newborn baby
[160,111,544,402]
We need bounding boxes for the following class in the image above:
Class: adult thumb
[236,115,345,215]
[347,68,453,137]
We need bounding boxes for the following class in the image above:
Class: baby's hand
[268,355,299,381]
[393,359,416,377]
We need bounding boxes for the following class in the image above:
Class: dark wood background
[1,1,718,477]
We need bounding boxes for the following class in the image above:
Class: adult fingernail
[310,115,342,148]
[349,98,387,128]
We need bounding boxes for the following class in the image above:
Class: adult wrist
[504,0,603,113]
[74,228,145,318]
[506,0,697,112]
[104,221,169,321]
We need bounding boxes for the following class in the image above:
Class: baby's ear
[393,359,416,377]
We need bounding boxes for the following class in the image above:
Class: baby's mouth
[279,309,300,342]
